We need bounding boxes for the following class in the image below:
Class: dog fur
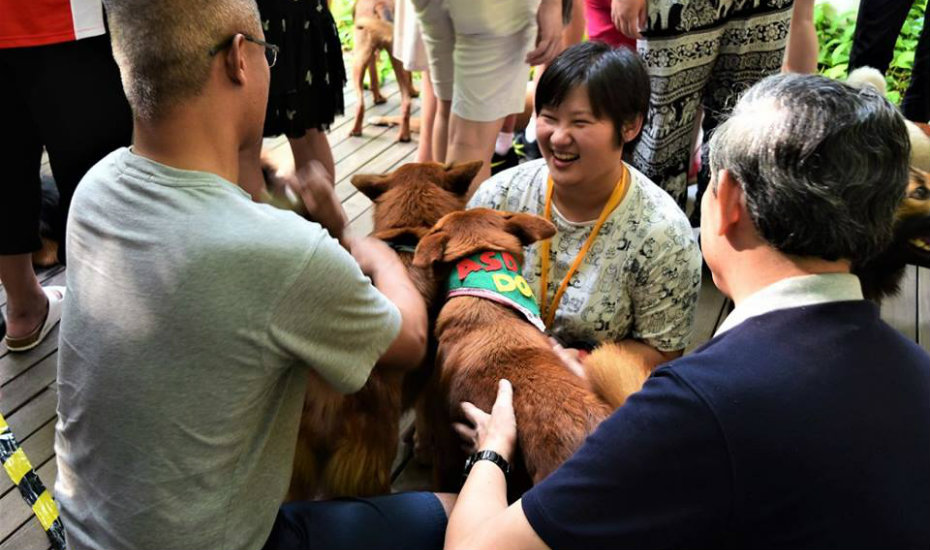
[413,208,617,492]
[287,161,478,500]
[350,0,415,142]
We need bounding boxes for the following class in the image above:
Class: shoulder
[628,165,693,236]
[468,159,548,211]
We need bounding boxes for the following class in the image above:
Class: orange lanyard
[539,166,630,328]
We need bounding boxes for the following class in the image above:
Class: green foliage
[331,0,396,87]
[815,0,926,105]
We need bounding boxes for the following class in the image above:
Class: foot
[3,286,65,352]
[373,93,388,105]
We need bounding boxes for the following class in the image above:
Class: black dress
[257,0,347,138]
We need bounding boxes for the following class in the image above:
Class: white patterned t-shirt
[468,159,702,351]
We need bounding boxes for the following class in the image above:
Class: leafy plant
[815,0,926,105]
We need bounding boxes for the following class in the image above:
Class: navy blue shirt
[522,301,930,549]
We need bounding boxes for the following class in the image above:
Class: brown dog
[412,208,618,492]
[287,161,479,500]
[855,165,930,301]
[351,0,415,142]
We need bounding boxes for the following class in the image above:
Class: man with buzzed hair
[55,1,449,548]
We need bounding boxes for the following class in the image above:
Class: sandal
[3,286,66,352]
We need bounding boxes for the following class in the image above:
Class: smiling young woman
[468,42,702,367]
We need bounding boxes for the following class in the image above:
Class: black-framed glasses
[209,33,279,68]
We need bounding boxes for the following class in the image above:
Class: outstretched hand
[454,379,518,462]
[286,160,348,244]
[611,0,647,39]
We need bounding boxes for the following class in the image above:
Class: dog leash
[0,412,67,550]
[539,166,631,328]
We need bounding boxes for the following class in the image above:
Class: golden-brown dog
[287,161,479,500]
[413,208,625,492]
[350,0,415,142]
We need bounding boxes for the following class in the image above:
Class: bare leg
[433,99,452,164]
[416,71,437,162]
[447,114,505,196]
[290,129,336,182]
[0,254,47,339]
[351,49,370,137]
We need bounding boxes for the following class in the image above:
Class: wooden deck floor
[2,78,929,549]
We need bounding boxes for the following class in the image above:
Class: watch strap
[464,450,511,478]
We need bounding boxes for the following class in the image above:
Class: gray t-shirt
[55,148,401,550]
[469,159,701,351]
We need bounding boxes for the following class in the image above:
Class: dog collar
[387,241,418,254]
[447,251,545,332]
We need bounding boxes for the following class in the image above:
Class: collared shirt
[715,273,864,336]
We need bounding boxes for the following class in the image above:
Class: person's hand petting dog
[454,379,518,463]
[286,160,349,244]
[526,0,563,66]
[611,0,647,39]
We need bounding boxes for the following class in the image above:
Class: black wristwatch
[463,450,511,479]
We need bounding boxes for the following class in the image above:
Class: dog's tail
[582,342,653,409]
[847,66,887,95]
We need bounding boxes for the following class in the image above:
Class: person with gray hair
[56,1,451,549]
[441,73,929,549]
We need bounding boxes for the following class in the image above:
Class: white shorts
[412,0,539,122]
[393,0,430,72]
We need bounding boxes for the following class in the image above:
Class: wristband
[463,450,511,479]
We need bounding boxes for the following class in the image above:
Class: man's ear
[714,169,744,237]
[412,231,449,267]
[502,212,557,245]
[351,173,392,200]
[440,161,483,196]
[224,34,249,85]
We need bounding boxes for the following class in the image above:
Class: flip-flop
[3,286,66,353]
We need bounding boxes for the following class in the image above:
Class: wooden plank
[0,330,59,387]
[0,421,56,495]
[0,458,56,542]
[0,388,57,444]
[918,267,930,354]
[880,265,918,342]
[0,515,50,550]
[0,354,57,417]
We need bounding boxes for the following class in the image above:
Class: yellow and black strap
[0,413,66,550]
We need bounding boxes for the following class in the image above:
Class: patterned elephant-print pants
[631,0,794,208]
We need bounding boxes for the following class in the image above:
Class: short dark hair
[709,73,911,263]
[104,0,261,121]
[535,42,650,146]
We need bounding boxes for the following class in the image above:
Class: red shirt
[0,0,105,49]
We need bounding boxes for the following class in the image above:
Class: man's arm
[349,237,428,371]
[445,381,550,550]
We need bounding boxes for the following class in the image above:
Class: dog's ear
[440,161,483,196]
[502,212,557,245]
[372,226,430,242]
[412,231,449,267]
[351,173,392,200]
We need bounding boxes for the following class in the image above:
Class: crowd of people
[1,0,928,549]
